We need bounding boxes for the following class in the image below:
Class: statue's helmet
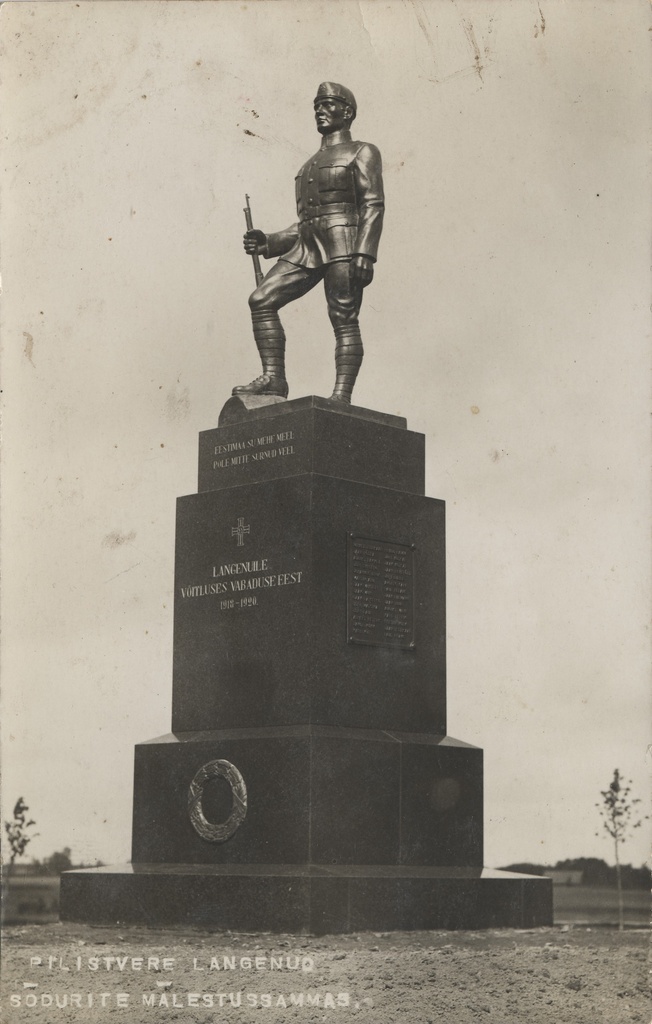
[314,82,357,119]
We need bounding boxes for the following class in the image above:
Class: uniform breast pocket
[318,163,352,196]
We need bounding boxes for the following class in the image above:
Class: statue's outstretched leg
[233,260,318,399]
[232,306,288,398]
[232,307,289,398]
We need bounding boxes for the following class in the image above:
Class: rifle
[243,194,264,287]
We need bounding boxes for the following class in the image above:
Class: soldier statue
[234,83,384,405]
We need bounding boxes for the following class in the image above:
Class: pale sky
[1,0,650,872]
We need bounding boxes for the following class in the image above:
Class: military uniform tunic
[264,129,384,269]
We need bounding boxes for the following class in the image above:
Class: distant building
[544,869,583,886]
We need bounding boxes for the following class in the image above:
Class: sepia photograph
[1,1,649,1021]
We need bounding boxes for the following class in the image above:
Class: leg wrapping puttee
[232,308,289,397]
[251,308,287,380]
[331,324,363,403]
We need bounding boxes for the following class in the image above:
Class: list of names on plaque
[347,535,415,649]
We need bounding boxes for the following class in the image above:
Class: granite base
[60,864,552,934]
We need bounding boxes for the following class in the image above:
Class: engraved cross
[231,517,250,547]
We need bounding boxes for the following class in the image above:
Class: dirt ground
[1,922,649,1024]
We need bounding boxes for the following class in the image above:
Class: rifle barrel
[244,195,263,286]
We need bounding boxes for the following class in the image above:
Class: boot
[233,309,289,398]
[329,324,363,404]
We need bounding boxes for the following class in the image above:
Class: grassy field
[553,886,649,927]
[2,877,60,925]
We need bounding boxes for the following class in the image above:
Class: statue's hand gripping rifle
[243,194,264,287]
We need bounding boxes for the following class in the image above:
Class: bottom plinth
[60,864,552,934]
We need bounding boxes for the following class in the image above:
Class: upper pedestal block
[172,474,446,734]
[198,396,425,495]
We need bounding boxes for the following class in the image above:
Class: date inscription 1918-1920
[347,535,415,650]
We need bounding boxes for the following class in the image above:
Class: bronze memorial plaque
[347,534,415,649]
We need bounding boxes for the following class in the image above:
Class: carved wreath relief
[188,759,247,842]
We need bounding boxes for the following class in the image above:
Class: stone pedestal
[61,396,552,932]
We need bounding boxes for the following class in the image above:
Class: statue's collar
[320,129,352,149]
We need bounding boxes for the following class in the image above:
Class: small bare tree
[595,769,646,930]
[4,797,39,876]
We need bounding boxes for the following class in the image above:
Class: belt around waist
[299,203,358,223]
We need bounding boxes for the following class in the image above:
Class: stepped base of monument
[60,864,552,934]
